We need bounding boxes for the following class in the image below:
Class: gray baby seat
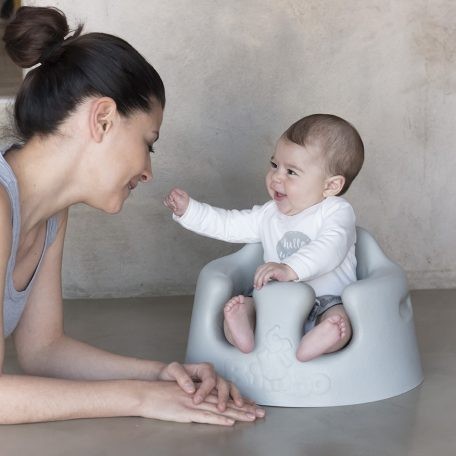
[185,227,423,406]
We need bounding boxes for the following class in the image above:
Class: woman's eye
[148,144,156,154]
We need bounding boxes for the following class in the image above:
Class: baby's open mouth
[274,191,286,200]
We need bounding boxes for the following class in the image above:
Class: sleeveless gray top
[0,145,59,337]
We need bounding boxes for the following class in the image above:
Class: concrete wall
[4,0,454,296]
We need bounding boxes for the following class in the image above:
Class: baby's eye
[148,144,156,154]
[270,160,278,168]
[287,169,297,176]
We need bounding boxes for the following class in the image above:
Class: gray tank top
[0,145,59,337]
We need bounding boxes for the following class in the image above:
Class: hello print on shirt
[276,231,311,260]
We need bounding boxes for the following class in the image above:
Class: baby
[164,114,364,362]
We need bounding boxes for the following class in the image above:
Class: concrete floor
[0,289,455,456]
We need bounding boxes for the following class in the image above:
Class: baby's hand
[253,262,298,289]
[164,188,190,217]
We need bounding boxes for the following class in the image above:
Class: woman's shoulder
[0,144,20,185]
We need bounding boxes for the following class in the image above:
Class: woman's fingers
[182,363,217,404]
[214,377,230,411]
[200,392,265,418]
[180,363,265,417]
[193,376,217,404]
[193,399,258,423]
[210,376,244,411]
[189,410,235,426]
[141,382,265,425]
[229,382,244,408]
[160,362,196,394]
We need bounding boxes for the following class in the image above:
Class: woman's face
[94,104,163,214]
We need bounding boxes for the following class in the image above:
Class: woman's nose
[141,156,153,182]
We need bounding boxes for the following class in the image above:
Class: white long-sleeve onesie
[173,196,357,297]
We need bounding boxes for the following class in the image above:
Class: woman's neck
[5,135,85,233]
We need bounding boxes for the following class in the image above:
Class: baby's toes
[224,296,243,312]
[340,324,347,338]
[224,300,235,312]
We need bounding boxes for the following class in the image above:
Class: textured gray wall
[3,0,454,296]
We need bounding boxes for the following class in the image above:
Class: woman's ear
[323,175,345,197]
[89,97,117,142]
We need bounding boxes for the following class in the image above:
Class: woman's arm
[13,211,243,404]
[13,209,169,381]
[0,374,259,425]
[1,208,262,424]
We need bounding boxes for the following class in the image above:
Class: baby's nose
[272,172,283,182]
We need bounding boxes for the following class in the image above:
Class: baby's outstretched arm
[164,187,190,217]
[253,262,298,289]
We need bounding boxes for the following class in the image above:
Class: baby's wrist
[174,204,187,217]
[283,263,298,281]
[176,199,191,218]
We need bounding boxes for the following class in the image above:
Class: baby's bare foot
[296,314,348,362]
[224,295,255,353]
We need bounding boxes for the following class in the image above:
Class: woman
[0,6,264,425]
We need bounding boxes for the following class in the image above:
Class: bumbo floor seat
[185,227,423,406]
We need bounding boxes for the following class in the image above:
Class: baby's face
[265,138,329,216]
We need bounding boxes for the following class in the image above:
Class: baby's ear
[323,175,345,197]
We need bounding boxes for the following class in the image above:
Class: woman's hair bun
[4,5,164,142]
[3,6,72,68]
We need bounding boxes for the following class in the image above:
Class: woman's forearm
[0,374,141,424]
[0,374,263,426]
[18,334,166,381]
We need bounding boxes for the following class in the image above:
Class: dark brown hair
[283,114,364,195]
[2,6,165,141]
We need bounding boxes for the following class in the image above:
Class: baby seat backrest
[355,227,394,280]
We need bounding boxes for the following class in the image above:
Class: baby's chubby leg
[223,296,256,353]
[296,304,352,362]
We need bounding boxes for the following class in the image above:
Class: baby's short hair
[283,114,364,195]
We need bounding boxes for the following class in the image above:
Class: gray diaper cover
[303,295,343,333]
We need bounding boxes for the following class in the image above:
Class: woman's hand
[156,362,257,413]
[137,381,264,426]
[163,188,190,217]
[253,262,298,289]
